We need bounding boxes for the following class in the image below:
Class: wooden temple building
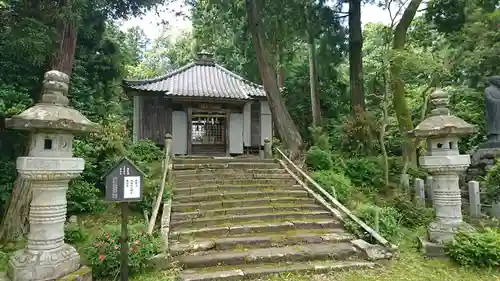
[122,52,273,156]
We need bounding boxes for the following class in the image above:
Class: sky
[120,1,398,41]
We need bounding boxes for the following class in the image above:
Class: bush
[311,171,353,204]
[389,195,434,228]
[64,224,89,245]
[83,224,162,279]
[344,157,384,191]
[445,228,500,268]
[305,146,333,171]
[344,203,402,242]
[67,179,105,216]
[482,160,500,203]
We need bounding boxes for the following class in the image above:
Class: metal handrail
[275,147,395,249]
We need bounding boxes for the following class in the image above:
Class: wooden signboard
[104,157,145,202]
[103,157,146,281]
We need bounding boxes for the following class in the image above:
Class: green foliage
[343,157,384,192]
[481,159,500,203]
[389,195,434,228]
[83,224,162,279]
[310,171,352,204]
[445,228,500,268]
[345,204,402,242]
[305,146,333,171]
[67,179,105,216]
[309,126,330,151]
[64,224,89,245]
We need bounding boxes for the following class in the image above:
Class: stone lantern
[4,70,99,281]
[408,89,476,256]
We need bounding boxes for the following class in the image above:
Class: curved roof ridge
[123,62,197,86]
[214,63,264,90]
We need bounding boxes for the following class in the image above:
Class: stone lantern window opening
[44,138,53,150]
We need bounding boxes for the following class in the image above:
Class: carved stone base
[7,244,80,281]
[427,220,474,244]
[418,237,446,257]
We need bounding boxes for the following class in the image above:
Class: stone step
[170,211,333,230]
[170,219,342,240]
[173,190,310,204]
[176,242,361,269]
[171,204,325,220]
[173,162,281,170]
[174,173,292,182]
[175,178,297,188]
[173,184,303,196]
[170,229,355,255]
[178,260,377,281]
[173,168,287,176]
[173,158,276,165]
[171,197,317,213]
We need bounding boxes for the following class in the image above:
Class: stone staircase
[167,157,391,281]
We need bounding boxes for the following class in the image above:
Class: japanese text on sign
[123,176,141,199]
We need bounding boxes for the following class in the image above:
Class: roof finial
[429,88,450,116]
[40,70,70,106]
[196,50,215,66]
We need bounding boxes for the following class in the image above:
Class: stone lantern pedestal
[408,89,476,257]
[4,70,99,281]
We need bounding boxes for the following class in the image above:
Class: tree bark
[390,0,423,165]
[307,28,321,127]
[245,0,303,155]
[0,14,79,242]
[348,0,364,112]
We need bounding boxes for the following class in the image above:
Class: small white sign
[123,176,141,199]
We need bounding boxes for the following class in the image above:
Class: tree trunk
[307,28,321,127]
[348,0,364,112]
[0,17,79,242]
[390,0,423,165]
[245,0,303,155]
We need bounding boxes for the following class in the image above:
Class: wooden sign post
[104,157,145,281]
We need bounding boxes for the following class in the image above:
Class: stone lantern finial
[40,70,70,106]
[428,89,450,117]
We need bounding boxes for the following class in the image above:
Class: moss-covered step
[170,219,342,240]
[173,184,303,196]
[173,168,287,176]
[176,242,362,269]
[169,229,355,255]
[173,158,276,165]
[170,210,334,230]
[173,190,310,203]
[175,178,298,188]
[171,198,318,212]
[174,173,292,182]
[171,204,326,220]
[173,162,281,170]
[178,260,377,281]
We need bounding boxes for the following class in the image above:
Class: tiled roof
[122,53,266,100]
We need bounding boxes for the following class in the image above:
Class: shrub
[344,203,402,242]
[305,146,333,171]
[83,224,162,279]
[389,195,434,228]
[127,139,163,175]
[344,157,384,191]
[67,179,105,216]
[311,171,353,204]
[482,160,500,204]
[64,224,89,245]
[445,228,500,268]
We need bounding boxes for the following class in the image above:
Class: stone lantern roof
[408,89,476,138]
[5,70,99,133]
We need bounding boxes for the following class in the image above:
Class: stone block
[418,237,446,258]
[55,266,92,281]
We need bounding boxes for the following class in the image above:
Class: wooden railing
[147,133,173,235]
[275,148,395,249]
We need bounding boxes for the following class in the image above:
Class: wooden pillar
[187,107,192,155]
[165,99,173,134]
[225,109,231,156]
[133,95,142,143]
